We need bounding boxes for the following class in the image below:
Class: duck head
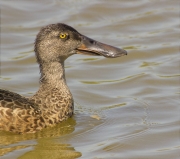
[35,23,127,63]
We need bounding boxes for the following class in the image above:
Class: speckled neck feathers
[39,60,66,85]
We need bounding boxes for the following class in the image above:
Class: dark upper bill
[76,35,127,58]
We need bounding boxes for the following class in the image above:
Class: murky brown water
[0,0,179,159]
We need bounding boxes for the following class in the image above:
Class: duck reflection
[0,117,81,158]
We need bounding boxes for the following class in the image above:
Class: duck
[0,23,127,134]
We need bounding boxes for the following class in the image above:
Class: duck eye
[59,33,67,39]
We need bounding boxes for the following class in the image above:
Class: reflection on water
[0,118,81,158]
[80,73,145,84]
[18,141,81,159]
[140,61,161,67]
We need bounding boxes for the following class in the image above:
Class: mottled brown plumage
[0,23,127,133]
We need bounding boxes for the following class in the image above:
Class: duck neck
[39,60,66,87]
[34,60,73,98]
[32,60,74,121]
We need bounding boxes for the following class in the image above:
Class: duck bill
[76,35,127,58]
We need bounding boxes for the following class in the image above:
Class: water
[0,0,179,158]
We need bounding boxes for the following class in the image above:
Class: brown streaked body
[0,23,127,134]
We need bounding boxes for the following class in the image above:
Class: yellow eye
[60,33,67,39]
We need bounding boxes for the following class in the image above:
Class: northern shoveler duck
[0,23,127,134]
